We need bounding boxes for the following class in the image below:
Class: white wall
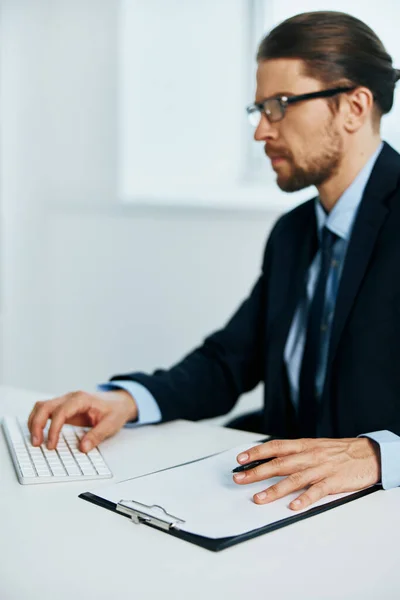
[0,0,287,423]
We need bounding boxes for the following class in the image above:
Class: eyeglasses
[246,86,356,127]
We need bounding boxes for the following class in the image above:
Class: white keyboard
[2,416,113,484]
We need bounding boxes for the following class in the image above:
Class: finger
[27,400,49,433]
[288,478,335,511]
[236,437,317,465]
[234,447,337,484]
[80,415,117,452]
[47,394,91,449]
[28,398,64,446]
[253,466,327,505]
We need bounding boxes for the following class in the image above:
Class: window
[118,0,310,210]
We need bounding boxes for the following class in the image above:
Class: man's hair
[257,11,400,119]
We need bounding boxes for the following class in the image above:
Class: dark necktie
[298,226,337,437]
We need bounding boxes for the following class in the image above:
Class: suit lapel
[277,201,317,349]
[326,143,399,376]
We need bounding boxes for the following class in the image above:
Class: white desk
[1,386,400,600]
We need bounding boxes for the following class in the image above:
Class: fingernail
[257,492,267,501]
[32,436,38,446]
[82,440,92,452]
[291,499,301,508]
[238,453,249,463]
[233,473,245,481]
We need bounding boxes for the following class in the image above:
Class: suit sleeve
[108,259,269,423]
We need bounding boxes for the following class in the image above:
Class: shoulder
[266,196,316,247]
[260,197,316,270]
[272,198,316,236]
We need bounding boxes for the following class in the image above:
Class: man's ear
[343,87,374,133]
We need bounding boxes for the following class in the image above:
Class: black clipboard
[79,484,380,552]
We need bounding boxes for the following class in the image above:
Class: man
[28,11,400,510]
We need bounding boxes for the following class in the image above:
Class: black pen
[232,457,274,473]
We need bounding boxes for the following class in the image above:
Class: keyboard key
[37,466,51,476]
[21,467,36,477]
[51,467,67,477]
[64,464,82,476]
[96,467,112,476]
[80,464,96,476]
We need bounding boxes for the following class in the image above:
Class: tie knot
[320,227,337,252]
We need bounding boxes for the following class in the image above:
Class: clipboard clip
[116,499,185,531]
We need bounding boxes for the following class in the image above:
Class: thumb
[80,416,116,452]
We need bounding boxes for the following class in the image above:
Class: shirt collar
[315,141,384,241]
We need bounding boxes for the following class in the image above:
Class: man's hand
[27,389,138,453]
[233,437,381,511]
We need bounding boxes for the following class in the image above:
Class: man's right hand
[27,389,138,453]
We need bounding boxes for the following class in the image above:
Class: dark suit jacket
[111,142,400,439]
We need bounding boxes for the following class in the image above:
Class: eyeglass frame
[246,86,357,125]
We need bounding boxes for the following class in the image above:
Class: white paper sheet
[88,442,368,539]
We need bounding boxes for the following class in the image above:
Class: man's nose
[253,113,278,142]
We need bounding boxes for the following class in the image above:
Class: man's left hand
[233,437,381,510]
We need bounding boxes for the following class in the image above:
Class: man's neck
[317,137,382,213]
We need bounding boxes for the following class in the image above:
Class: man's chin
[276,176,307,193]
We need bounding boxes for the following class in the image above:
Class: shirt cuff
[97,380,162,427]
[358,430,400,489]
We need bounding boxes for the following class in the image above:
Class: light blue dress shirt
[99,141,400,489]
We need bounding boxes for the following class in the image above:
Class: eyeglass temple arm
[285,86,356,105]
[249,86,356,112]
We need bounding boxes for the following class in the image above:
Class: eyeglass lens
[247,98,284,127]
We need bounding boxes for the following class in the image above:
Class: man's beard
[274,125,343,193]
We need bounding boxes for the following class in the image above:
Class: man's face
[254,59,345,192]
